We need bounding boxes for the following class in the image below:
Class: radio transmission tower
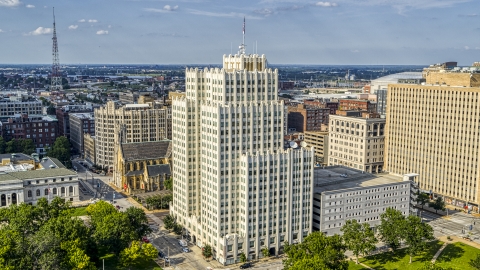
[50,7,62,91]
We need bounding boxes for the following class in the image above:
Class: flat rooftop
[314,166,405,193]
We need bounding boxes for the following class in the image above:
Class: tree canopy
[0,198,153,269]
[377,207,406,251]
[341,219,377,264]
[47,136,72,168]
[283,232,347,270]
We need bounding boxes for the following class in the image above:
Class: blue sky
[0,0,479,65]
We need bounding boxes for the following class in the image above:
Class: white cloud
[465,46,470,50]
[336,0,471,14]
[96,30,108,35]
[68,25,78,30]
[26,4,34,8]
[0,29,4,33]
[0,0,21,7]
[78,19,86,22]
[163,4,178,11]
[88,19,98,23]
[144,5,179,13]
[316,2,337,7]
[25,27,52,36]
[476,47,480,50]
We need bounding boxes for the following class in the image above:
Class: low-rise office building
[0,167,79,207]
[304,131,329,165]
[328,114,385,173]
[0,99,42,120]
[312,166,417,235]
[69,112,95,155]
[1,114,58,155]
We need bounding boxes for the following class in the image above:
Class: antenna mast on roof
[239,17,246,55]
[51,7,62,91]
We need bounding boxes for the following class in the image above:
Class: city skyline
[0,0,479,65]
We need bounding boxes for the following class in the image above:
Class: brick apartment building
[339,99,377,113]
[287,104,330,132]
[1,114,58,154]
[303,100,339,115]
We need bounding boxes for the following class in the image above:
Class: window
[36,189,40,196]
[44,189,48,196]
[69,186,73,193]
[28,190,32,197]
[53,188,57,195]
[61,187,65,194]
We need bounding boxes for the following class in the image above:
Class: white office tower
[171,37,314,265]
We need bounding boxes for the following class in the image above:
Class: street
[418,208,480,242]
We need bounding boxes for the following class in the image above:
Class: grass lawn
[435,242,480,270]
[348,260,368,269]
[99,253,162,270]
[71,206,88,216]
[360,241,443,270]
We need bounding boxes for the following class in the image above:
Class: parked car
[178,239,187,247]
[142,236,149,243]
[182,247,189,253]
[240,262,252,269]
[158,251,165,258]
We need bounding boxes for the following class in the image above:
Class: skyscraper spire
[239,17,246,55]
[51,7,62,91]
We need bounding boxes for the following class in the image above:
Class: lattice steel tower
[50,7,62,91]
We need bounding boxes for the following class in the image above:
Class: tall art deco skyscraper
[171,21,314,265]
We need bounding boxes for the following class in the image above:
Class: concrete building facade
[170,52,314,265]
[0,99,42,119]
[94,101,172,169]
[385,62,480,212]
[312,166,417,235]
[69,113,95,155]
[328,114,385,173]
[304,131,329,165]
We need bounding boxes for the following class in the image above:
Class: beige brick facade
[304,131,329,165]
[328,115,385,173]
[385,83,480,209]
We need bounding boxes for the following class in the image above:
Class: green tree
[283,232,347,270]
[430,197,446,214]
[90,211,135,255]
[47,105,56,115]
[5,139,22,153]
[239,252,247,263]
[470,253,480,270]
[0,136,6,154]
[377,207,406,251]
[341,219,377,264]
[47,136,72,168]
[404,215,434,263]
[142,243,157,261]
[161,194,172,209]
[261,247,270,258]
[202,244,213,259]
[164,177,173,191]
[416,192,430,209]
[21,139,35,155]
[120,241,143,270]
[173,224,183,235]
[163,214,176,230]
[125,207,151,240]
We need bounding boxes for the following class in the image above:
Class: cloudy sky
[0,0,479,65]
